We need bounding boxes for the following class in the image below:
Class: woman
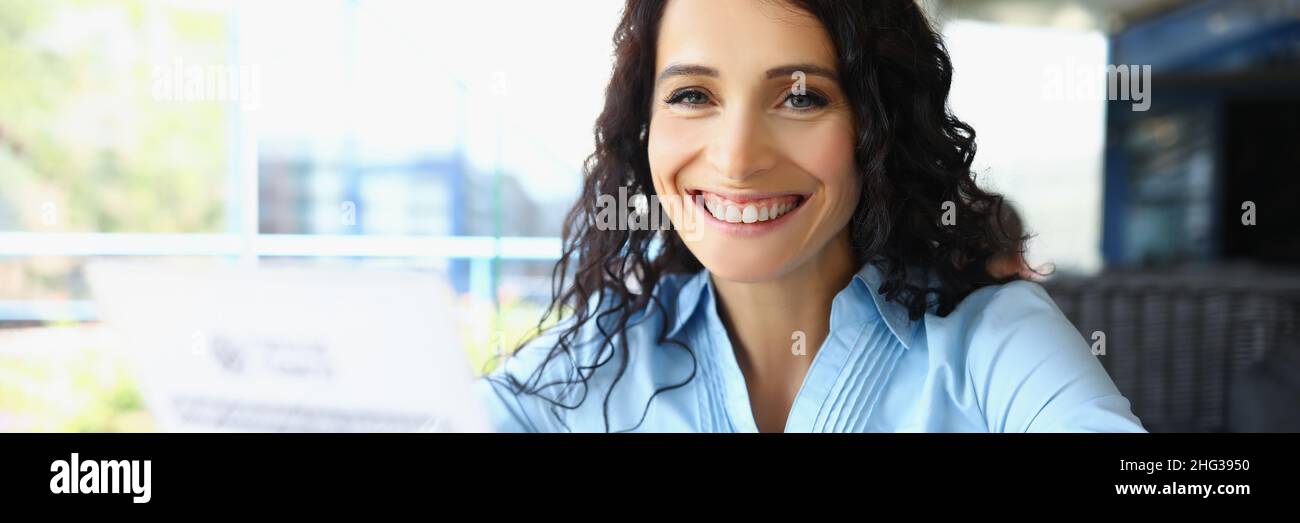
[476,0,1145,433]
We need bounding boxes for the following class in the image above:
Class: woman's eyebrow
[764,63,838,81]
[655,62,839,88]
[655,63,719,88]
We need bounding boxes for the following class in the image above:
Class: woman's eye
[784,92,828,111]
[665,89,710,107]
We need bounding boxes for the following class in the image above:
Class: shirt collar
[665,263,921,350]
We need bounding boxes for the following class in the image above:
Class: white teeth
[703,198,721,220]
[699,193,800,224]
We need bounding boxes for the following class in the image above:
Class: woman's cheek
[786,120,859,214]
[791,120,856,185]
[647,117,702,195]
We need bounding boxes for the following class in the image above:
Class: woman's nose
[705,106,778,182]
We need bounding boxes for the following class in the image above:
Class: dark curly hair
[491,0,1026,432]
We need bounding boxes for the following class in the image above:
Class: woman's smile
[686,188,810,236]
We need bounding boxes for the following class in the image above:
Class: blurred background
[1,0,1297,432]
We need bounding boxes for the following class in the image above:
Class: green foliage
[0,326,154,432]
[0,0,229,233]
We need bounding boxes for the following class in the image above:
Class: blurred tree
[0,0,229,233]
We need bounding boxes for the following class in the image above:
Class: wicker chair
[1042,266,1300,432]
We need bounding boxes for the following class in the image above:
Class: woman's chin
[695,252,794,284]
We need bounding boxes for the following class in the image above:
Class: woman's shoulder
[937,278,1085,365]
[949,278,1066,328]
[932,278,1145,432]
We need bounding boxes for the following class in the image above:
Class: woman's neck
[710,230,858,380]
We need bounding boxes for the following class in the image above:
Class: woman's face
[648,0,860,283]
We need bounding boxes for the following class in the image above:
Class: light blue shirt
[476,263,1147,433]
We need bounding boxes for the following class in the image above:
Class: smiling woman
[477,0,1147,433]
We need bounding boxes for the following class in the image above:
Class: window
[1,1,622,430]
[0,0,630,318]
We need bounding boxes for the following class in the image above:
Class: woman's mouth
[685,188,808,235]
